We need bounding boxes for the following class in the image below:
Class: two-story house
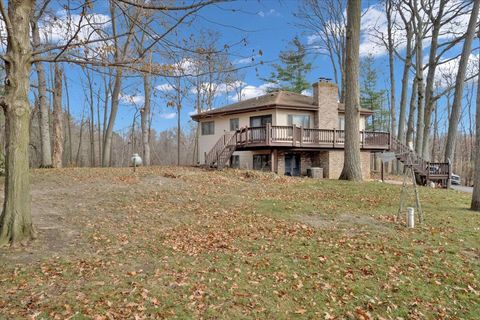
[191,80,391,179]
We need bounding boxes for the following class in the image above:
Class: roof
[191,90,373,120]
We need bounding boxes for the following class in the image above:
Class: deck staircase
[205,132,238,169]
[203,128,451,185]
[389,136,451,185]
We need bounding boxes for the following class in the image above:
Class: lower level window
[230,155,240,168]
[253,154,271,171]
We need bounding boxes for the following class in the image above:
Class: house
[191,79,452,184]
[191,79,394,179]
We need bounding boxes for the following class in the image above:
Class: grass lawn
[0,167,478,319]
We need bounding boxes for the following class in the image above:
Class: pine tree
[263,37,312,94]
[360,54,388,131]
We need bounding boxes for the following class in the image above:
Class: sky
[57,0,478,137]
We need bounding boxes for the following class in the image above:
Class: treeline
[297,0,479,183]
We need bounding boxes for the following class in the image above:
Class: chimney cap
[318,77,332,83]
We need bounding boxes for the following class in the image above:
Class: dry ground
[0,166,478,319]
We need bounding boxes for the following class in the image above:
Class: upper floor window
[250,115,272,127]
[288,115,311,128]
[201,121,215,135]
[230,118,239,131]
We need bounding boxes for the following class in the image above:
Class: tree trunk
[397,17,413,144]
[431,101,438,162]
[414,8,425,156]
[52,64,63,168]
[177,105,181,166]
[86,70,95,167]
[96,87,102,166]
[406,77,417,146]
[103,68,122,166]
[76,112,86,165]
[421,0,445,160]
[445,0,480,162]
[0,0,36,246]
[141,74,151,166]
[386,0,397,173]
[339,0,362,181]
[471,47,480,210]
[64,73,73,165]
[386,0,396,138]
[32,20,52,168]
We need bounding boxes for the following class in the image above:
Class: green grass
[0,167,478,319]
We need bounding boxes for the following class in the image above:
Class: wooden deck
[234,124,391,151]
[205,124,451,186]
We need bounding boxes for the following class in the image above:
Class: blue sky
[58,0,477,136]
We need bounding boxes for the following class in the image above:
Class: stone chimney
[313,78,339,129]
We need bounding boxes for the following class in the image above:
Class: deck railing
[236,124,390,149]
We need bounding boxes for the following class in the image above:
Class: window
[201,121,215,135]
[338,115,345,130]
[288,115,311,128]
[230,118,239,131]
[230,155,240,168]
[253,154,271,171]
[250,115,272,127]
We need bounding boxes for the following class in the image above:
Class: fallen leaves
[0,167,478,319]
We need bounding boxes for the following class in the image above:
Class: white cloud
[234,55,259,65]
[258,9,281,18]
[156,83,174,92]
[229,83,276,102]
[159,112,176,119]
[40,11,110,45]
[190,81,247,97]
[120,93,144,105]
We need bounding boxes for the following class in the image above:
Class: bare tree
[471,46,480,210]
[396,4,414,145]
[102,1,138,167]
[296,0,347,102]
[0,0,37,245]
[340,0,362,181]
[421,0,472,159]
[142,72,152,166]
[444,0,480,163]
[31,7,53,167]
[385,0,396,139]
[52,64,63,168]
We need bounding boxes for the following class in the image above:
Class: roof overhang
[191,104,318,121]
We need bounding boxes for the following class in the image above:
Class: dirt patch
[0,167,181,264]
[298,212,394,234]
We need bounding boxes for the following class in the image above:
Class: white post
[407,207,415,228]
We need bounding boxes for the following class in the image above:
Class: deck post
[266,123,271,146]
[361,130,365,148]
[333,128,336,148]
[381,160,384,182]
[300,126,304,146]
[292,125,297,147]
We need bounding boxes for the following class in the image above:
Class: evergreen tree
[360,54,388,131]
[263,37,312,94]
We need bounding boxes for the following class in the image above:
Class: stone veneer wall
[322,150,371,179]
[275,151,312,176]
[274,150,371,179]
